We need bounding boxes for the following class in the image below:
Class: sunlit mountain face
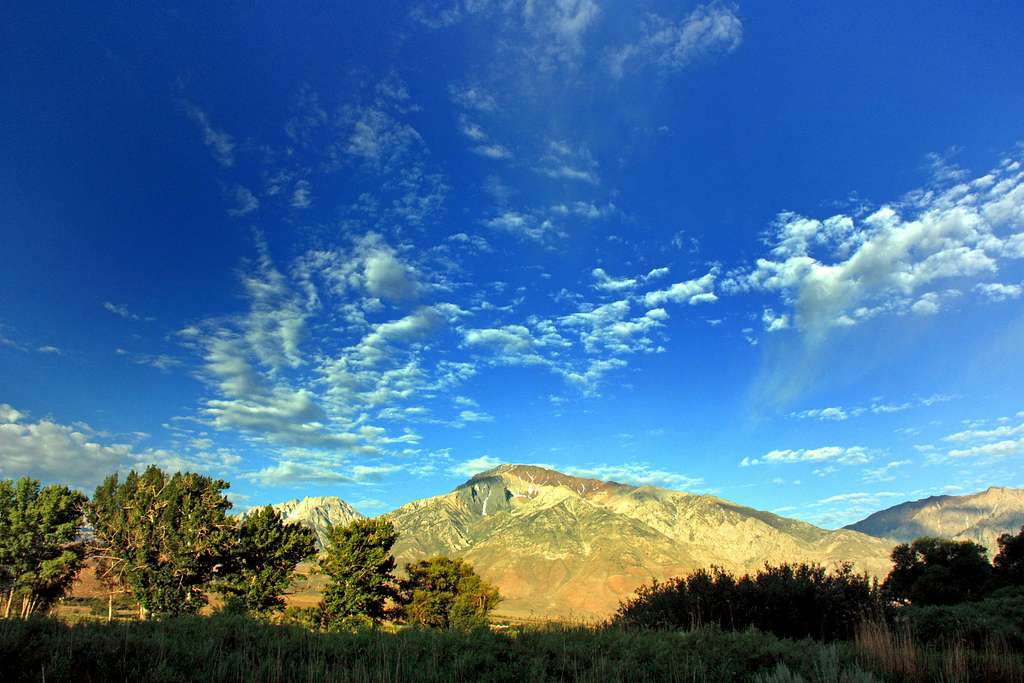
[1,2,1022,527]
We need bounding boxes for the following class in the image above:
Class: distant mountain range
[844,486,1024,553]
[261,467,1024,619]
[263,465,893,619]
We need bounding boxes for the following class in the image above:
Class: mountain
[384,464,895,620]
[245,496,364,548]
[845,486,1024,552]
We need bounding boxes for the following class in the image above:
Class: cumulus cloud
[448,455,503,478]
[0,404,236,490]
[643,269,718,307]
[975,281,1023,301]
[724,155,1024,338]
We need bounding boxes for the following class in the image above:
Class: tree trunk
[138,602,146,621]
[3,590,13,619]
[107,593,113,622]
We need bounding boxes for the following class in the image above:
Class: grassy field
[2,614,1023,683]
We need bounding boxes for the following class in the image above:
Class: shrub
[612,562,881,641]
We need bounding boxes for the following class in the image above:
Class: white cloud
[186,104,235,167]
[563,462,703,490]
[448,84,498,112]
[975,281,1023,301]
[0,404,237,491]
[643,269,718,307]
[449,455,503,478]
[943,421,1024,443]
[227,185,260,217]
[609,3,743,78]
[762,308,790,332]
[484,211,558,241]
[290,180,312,209]
[789,407,848,421]
[948,439,1024,459]
[459,410,494,423]
[724,156,1024,338]
[862,459,911,483]
[592,268,637,292]
[741,445,870,467]
[363,244,420,301]
[103,301,151,321]
[536,140,599,185]
[473,144,513,160]
[241,460,353,486]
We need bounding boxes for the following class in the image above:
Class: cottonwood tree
[216,506,316,617]
[994,525,1024,586]
[88,466,233,619]
[319,518,398,629]
[883,537,992,605]
[396,555,501,629]
[0,478,86,618]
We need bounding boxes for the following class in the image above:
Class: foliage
[882,537,993,605]
[88,466,234,619]
[612,562,881,641]
[993,525,1024,587]
[318,518,398,629]
[896,586,1024,650]
[0,477,86,618]
[396,555,501,629]
[4,614,1023,683]
[215,506,316,617]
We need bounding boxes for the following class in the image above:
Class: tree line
[0,467,500,628]
[613,529,1024,640]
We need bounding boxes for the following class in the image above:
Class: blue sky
[2,2,1023,527]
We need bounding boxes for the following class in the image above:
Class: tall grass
[855,618,1024,683]
[1,615,859,683]
[2,614,1022,682]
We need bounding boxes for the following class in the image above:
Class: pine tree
[318,518,398,629]
[216,506,316,617]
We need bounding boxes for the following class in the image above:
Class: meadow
[2,612,1023,683]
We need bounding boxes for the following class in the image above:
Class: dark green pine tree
[88,466,234,619]
[0,477,86,618]
[217,506,316,617]
[318,518,398,629]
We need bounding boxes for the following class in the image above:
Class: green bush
[612,562,881,641]
[898,586,1024,649]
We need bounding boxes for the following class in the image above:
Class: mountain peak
[464,463,632,496]
[250,495,364,548]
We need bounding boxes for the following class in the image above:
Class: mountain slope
[845,486,1024,552]
[245,496,364,548]
[386,464,894,619]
